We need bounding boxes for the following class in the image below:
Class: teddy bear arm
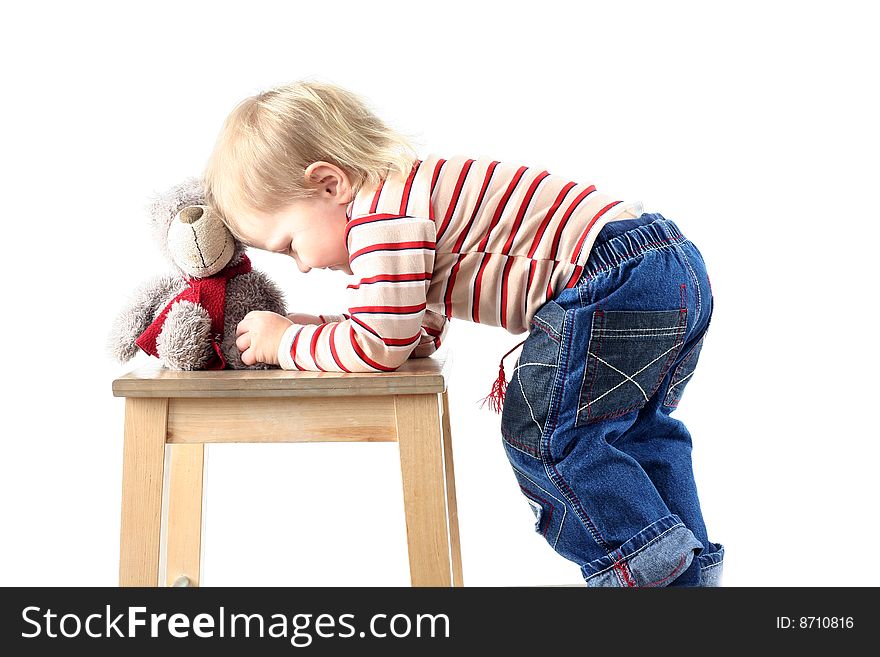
[156,300,217,371]
[107,273,187,364]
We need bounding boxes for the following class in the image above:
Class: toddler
[203,79,723,587]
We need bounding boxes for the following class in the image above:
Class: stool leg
[440,390,464,587]
[119,397,168,586]
[395,393,454,586]
[165,443,205,587]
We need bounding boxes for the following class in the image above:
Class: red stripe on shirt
[327,323,351,372]
[422,323,443,350]
[565,264,584,289]
[450,161,500,254]
[472,252,491,323]
[347,272,432,289]
[349,302,427,315]
[369,178,386,213]
[527,181,577,258]
[570,201,624,264]
[399,160,421,215]
[548,186,596,257]
[443,255,464,318]
[383,334,422,346]
[501,170,549,255]
[309,323,328,372]
[289,326,305,370]
[476,165,528,251]
[349,241,436,262]
[436,158,475,242]
[499,255,516,329]
[349,330,395,371]
[526,260,537,321]
[344,213,407,245]
[429,159,447,222]
[349,314,381,338]
[350,312,420,346]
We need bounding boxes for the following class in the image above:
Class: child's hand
[235,311,292,366]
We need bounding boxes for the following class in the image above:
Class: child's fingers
[240,346,255,366]
[236,332,251,353]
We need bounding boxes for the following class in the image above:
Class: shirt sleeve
[410,309,450,358]
[276,213,437,372]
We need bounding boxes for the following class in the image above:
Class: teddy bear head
[147,176,247,278]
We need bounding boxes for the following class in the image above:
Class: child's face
[232,165,354,275]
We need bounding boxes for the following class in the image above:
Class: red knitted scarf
[135,255,252,370]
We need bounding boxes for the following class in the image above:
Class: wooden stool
[112,351,463,587]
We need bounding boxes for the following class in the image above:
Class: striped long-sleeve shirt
[277,153,643,372]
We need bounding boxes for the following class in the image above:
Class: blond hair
[202,78,419,238]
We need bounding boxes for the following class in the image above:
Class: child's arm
[286,312,347,325]
[410,309,450,358]
[276,214,437,372]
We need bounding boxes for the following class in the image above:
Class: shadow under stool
[112,350,463,587]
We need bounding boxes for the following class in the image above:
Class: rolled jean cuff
[581,515,703,587]
[698,543,724,587]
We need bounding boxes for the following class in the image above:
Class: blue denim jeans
[500,213,723,587]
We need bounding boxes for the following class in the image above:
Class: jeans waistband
[582,213,688,279]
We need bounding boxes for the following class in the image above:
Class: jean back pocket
[577,308,687,425]
[663,299,713,409]
[501,300,566,457]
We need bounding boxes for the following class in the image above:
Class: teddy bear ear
[144,177,206,226]
[145,177,208,264]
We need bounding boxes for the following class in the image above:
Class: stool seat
[113,349,462,587]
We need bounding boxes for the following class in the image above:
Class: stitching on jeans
[578,335,684,415]
[664,334,705,407]
[532,316,561,342]
[608,549,625,586]
[585,522,686,580]
[676,243,702,321]
[668,370,695,392]
[650,308,688,397]
[512,362,556,372]
[592,330,688,338]
[593,325,686,332]
[613,549,637,587]
[512,362,556,435]
[581,309,605,424]
[510,465,567,549]
[500,427,540,457]
[583,235,687,280]
[537,301,613,556]
[645,553,689,587]
[581,403,642,424]
[518,486,554,538]
[587,352,651,403]
[587,342,683,405]
[547,459,611,551]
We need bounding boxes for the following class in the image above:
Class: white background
[2,0,877,587]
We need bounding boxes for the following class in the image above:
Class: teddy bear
[107,177,287,370]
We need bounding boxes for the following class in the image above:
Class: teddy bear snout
[178,206,205,224]
[168,204,235,278]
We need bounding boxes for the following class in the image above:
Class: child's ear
[304,162,351,200]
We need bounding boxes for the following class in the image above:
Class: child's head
[203,79,418,272]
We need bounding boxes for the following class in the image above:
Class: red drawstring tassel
[480,361,508,414]
[479,339,527,413]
